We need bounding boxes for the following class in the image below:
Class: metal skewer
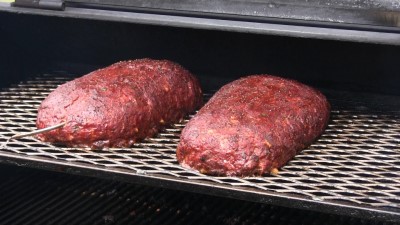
[8,121,67,140]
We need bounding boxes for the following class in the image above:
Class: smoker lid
[68,0,400,29]
[1,0,400,45]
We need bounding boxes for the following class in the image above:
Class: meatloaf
[177,75,330,176]
[36,59,202,149]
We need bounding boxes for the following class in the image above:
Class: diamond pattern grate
[0,72,400,219]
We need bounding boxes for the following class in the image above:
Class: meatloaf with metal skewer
[36,59,202,149]
[177,75,330,176]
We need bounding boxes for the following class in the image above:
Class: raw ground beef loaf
[36,59,202,149]
[177,75,330,176]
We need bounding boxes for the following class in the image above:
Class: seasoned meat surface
[177,75,330,176]
[36,59,202,149]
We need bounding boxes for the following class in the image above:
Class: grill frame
[1,163,393,225]
[0,72,400,222]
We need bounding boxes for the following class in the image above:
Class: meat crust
[36,59,202,149]
[177,75,330,176]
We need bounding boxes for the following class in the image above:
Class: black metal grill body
[0,5,400,224]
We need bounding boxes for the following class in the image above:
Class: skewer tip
[7,121,67,142]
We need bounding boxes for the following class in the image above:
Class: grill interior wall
[1,12,400,95]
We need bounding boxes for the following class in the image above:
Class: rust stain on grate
[0,72,400,217]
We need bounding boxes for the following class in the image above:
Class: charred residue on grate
[0,72,400,217]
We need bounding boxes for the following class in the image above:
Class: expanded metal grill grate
[0,72,400,222]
